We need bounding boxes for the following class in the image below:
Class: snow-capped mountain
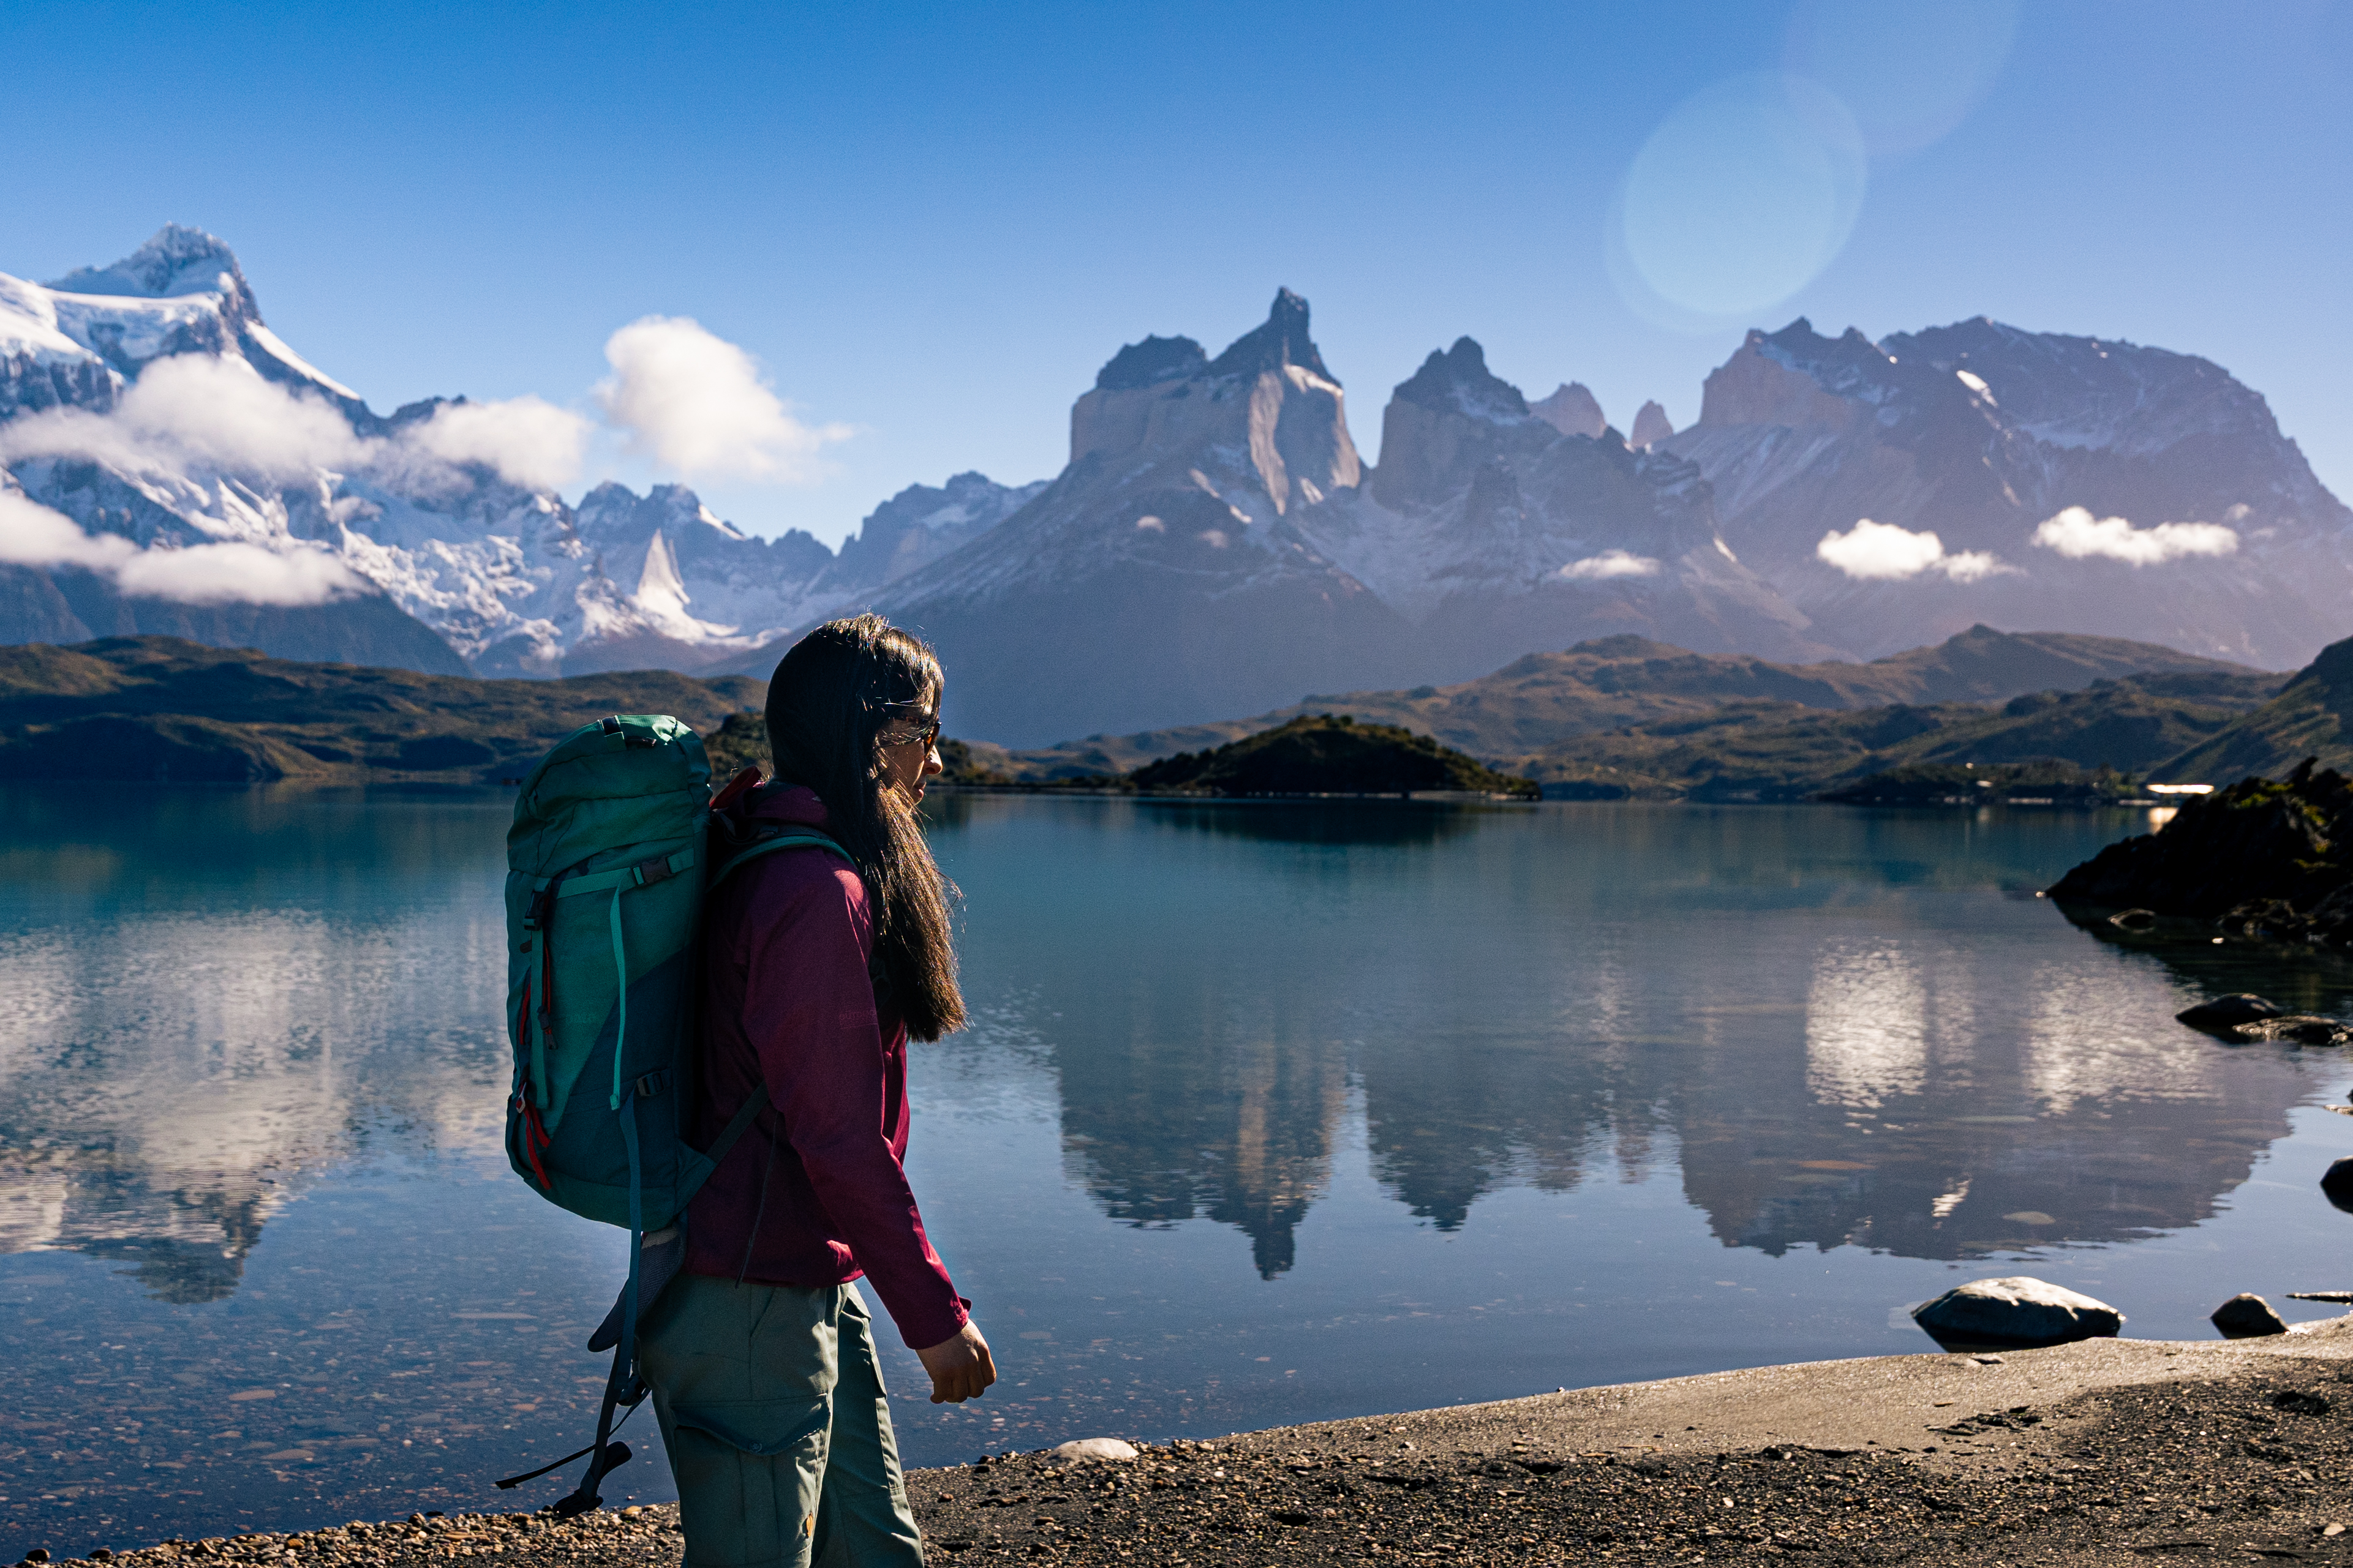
[1662,318,2353,667]
[875,298,1826,743]
[0,227,1040,677]
[7,226,2349,741]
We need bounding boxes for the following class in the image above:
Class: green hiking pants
[640,1275,925,1568]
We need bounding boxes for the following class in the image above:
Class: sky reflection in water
[4,786,2352,1555]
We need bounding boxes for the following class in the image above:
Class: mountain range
[4,226,2347,745]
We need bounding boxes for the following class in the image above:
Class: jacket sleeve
[740,858,969,1349]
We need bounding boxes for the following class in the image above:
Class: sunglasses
[879,716,941,750]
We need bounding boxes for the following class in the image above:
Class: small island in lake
[1125,715,1538,798]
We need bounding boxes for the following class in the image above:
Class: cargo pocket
[665,1399,834,1567]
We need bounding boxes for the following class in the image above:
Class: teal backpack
[493,713,847,1515]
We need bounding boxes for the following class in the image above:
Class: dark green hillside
[0,637,764,782]
[2158,636,2353,782]
[981,626,2269,779]
[1817,763,2136,808]
[1129,716,1536,798]
[1516,670,2280,802]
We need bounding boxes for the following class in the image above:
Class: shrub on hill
[1129,715,1537,798]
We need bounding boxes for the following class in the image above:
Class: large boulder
[2176,994,2285,1032]
[2321,1157,2353,1213]
[2212,1294,2289,1338]
[1911,1276,2124,1350]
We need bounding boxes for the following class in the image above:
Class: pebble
[37,1358,2353,1568]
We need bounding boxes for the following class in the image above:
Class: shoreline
[30,1318,2353,1566]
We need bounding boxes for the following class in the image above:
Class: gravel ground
[26,1349,2353,1567]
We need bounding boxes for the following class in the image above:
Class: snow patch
[1561,549,1661,580]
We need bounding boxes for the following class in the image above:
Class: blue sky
[4,1,2347,547]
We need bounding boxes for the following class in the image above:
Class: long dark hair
[763,613,965,1041]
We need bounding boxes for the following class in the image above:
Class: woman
[643,613,996,1567]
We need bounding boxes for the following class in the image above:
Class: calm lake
[6,786,2353,1555]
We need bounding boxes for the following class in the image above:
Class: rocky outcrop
[1067,289,1360,518]
[2049,759,2353,923]
[875,290,1404,742]
[1628,400,1674,448]
[1529,381,1605,438]
[1370,337,1541,509]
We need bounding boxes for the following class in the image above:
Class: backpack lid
[508,715,711,877]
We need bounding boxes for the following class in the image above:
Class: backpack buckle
[634,854,675,886]
[635,1070,671,1099]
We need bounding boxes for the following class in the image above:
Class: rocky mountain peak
[1095,334,1208,391]
[1697,321,1879,430]
[1529,382,1606,438]
[1629,401,1674,448]
[1880,317,2282,457]
[1204,288,1336,384]
[1393,337,1529,423]
[47,225,258,320]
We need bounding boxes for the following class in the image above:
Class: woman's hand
[916,1321,998,1403]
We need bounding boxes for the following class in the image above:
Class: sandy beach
[28,1318,2353,1567]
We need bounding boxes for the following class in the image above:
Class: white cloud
[402,396,590,491]
[0,489,137,572]
[1817,517,2013,583]
[1561,549,1662,580]
[2030,505,2237,566]
[0,356,367,481]
[113,539,362,606]
[0,489,359,607]
[595,315,851,482]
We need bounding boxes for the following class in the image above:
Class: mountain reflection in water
[8,784,2353,1549]
[0,785,512,1303]
[5,789,2347,1303]
[929,795,2346,1275]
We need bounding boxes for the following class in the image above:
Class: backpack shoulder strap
[708,828,853,893]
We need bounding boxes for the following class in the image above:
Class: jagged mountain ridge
[0,226,1042,677]
[1662,317,2353,668]
[6,226,2346,741]
[880,304,1831,743]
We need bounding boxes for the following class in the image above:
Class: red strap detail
[711,764,764,813]
[519,1098,554,1189]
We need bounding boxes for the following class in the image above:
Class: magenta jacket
[682,783,969,1351]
